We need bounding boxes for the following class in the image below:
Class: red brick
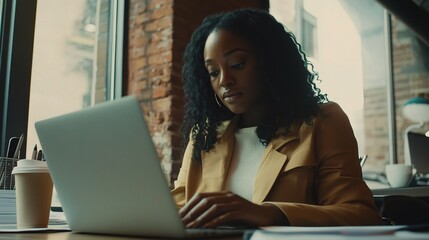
[137,79,149,90]
[129,58,147,71]
[145,16,173,32]
[148,0,172,10]
[153,84,171,99]
[147,39,172,55]
[135,12,152,25]
[148,52,172,65]
[151,28,172,43]
[129,48,146,59]
[152,96,172,112]
[130,0,148,15]
[152,4,173,20]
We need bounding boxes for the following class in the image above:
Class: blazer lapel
[252,125,300,203]
[199,117,302,203]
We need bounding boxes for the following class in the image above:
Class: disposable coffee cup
[12,159,53,228]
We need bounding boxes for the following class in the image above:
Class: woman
[172,8,381,228]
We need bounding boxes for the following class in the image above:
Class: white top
[224,126,266,201]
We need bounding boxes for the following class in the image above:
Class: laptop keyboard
[185,227,247,238]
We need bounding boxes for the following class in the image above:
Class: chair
[379,195,429,225]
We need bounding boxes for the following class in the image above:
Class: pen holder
[0,157,19,190]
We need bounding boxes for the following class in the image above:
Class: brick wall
[127,0,267,185]
[364,86,390,170]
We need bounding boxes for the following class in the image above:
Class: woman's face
[204,29,267,121]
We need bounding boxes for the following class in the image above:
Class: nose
[219,70,234,88]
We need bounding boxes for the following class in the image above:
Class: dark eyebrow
[204,48,248,64]
[224,48,247,57]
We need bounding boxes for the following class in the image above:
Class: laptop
[408,131,429,175]
[35,96,245,238]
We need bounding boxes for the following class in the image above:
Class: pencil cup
[0,157,18,190]
[12,159,53,228]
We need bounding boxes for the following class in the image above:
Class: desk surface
[1,229,429,240]
[2,188,429,240]
[0,232,242,240]
[372,186,429,197]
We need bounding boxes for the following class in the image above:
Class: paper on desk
[0,227,70,233]
[250,230,429,240]
[249,226,429,240]
[260,225,405,235]
[0,190,15,224]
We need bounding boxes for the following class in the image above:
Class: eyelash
[231,62,245,69]
[209,71,219,79]
[208,61,246,80]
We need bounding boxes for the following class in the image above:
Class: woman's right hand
[179,191,288,228]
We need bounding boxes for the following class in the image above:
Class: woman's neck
[238,103,271,128]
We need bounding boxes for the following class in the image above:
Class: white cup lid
[12,159,49,174]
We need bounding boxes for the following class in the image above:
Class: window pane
[0,0,3,21]
[302,10,317,57]
[271,0,390,172]
[26,0,110,156]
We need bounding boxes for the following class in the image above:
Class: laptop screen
[408,131,429,174]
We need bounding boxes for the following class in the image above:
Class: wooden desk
[0,231,242,240]
[2,230,429,240]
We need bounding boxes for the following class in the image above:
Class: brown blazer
[172,102,381,226]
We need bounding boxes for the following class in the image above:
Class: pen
[360,155,368,168]
[0,172,5,188]
[36,150,43,161]
[31,144,38,160]
[13,134,24,159]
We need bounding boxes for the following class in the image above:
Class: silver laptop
[35,96,244,238]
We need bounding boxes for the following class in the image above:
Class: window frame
[384,10,398,164]
[0,0,37,157]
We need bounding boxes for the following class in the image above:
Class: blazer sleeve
[265,103,381,226]
[171,139,194,208]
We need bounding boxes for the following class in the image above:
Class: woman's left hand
[178,191,288,228]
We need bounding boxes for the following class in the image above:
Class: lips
[223,91,241,99]
[222,91,242,103]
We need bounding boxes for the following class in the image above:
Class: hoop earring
[214,93,225,108]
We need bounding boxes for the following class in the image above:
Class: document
[249,225,429,240]
[261,225,405,235]
[0,190,16,224]
[0,189,68,231]
[0,227,70,233]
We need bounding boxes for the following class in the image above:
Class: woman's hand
[178,191,288,228]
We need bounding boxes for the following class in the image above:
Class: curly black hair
[181,8,328,161]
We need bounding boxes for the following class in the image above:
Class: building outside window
[301,9,317,58]
[26,0,105,156]
[0,0,3,21]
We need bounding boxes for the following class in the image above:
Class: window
[0,0,125,158]
[301,10,317,58]
[0,0,3,21]
[270,0,391,173]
